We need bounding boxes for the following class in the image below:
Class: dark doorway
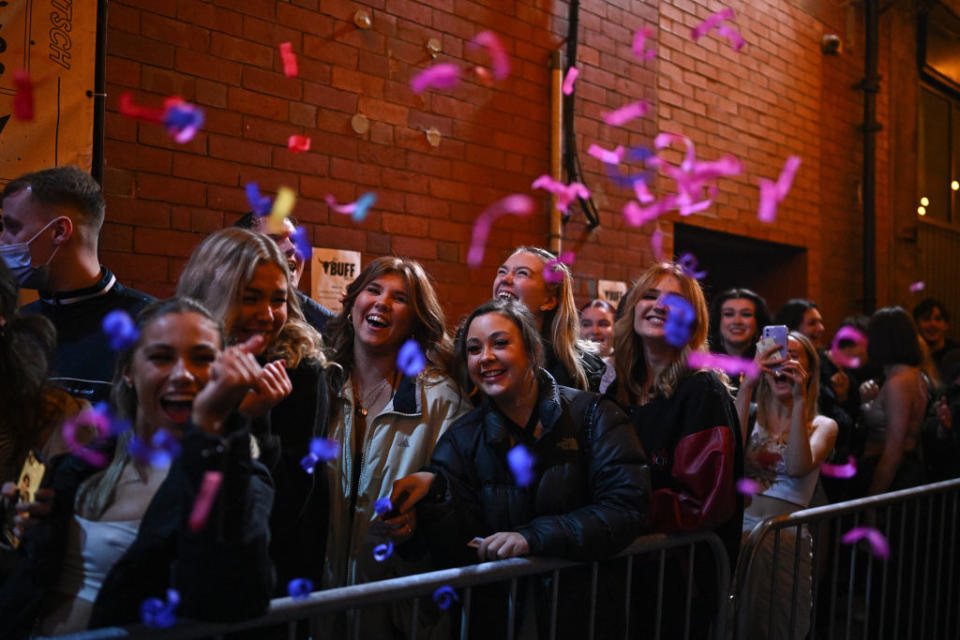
[673,223,807,313]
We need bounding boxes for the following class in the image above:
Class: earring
[347,312,353,322]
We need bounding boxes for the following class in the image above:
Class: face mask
[0,217,65,290]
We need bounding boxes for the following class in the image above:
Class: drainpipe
[549,51,563,254]
[860,0,880,313]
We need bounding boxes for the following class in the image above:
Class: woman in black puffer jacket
[390,298,651,639]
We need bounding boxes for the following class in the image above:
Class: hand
[390,472,436,514]
[380,509,417,543]
[859,379,880,403]
[745,342,786,388]
[192,335,264,433]
[6,486,54,538]
[477,531,529,561]
[238,360,293,418]
[831,371,850,403]
[779,359,808,400]
[936,396,952,437]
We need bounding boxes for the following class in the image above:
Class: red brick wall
[100,0,901,329]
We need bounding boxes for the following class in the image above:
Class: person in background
[580,298,617,393]
[176,227,329,593]
[912,298,959,381]
[611,261,743,639]
[493,247,605,391]
[234,212,334,335]
[401,298,649,639]
[0,298,274,637]
[708,288,772,390]
[775,298,825,348]
[0,167,154,403]
[736,332,837,640]
[923,349,960,480]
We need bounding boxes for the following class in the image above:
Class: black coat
[0,420,274,637]
[418,371,650,639]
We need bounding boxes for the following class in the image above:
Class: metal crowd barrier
[41,530,730,640]
[730,477,960,640]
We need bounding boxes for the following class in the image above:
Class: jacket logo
[556,437,579,451]
[396,436,410,448]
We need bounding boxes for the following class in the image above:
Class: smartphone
[2,450,46,549]
[760,325,789,364]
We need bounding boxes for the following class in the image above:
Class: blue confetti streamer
[396,339,426,377]
[102,310,139,351]
[661,293,696,348]
[141,589,180,629]
[245,182,273,217]
[507,444,534,487]
[287,578,314,600]
[351,192,377,222]
[677,252,707,280]
[290,226,312,261]
[374,496,393,517]
[433,585,459,610]
[373,541,394,562]
[128,428,181,467]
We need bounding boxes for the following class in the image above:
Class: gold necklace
[353,371,400,417]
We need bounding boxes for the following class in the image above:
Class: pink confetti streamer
[604,101,649,126]
[325,192,377,223]
[188,471,223,532]
[279,42,298,77]
[737,477,760,496]
[757,155,801,222]
[632,28,657,60]
[634,178,655,204]
[820,456,857,479]
[467,195,537,267]
[842,526,890,559]
[651,228,665,260]
[562,67,579,95]
[531,175,589,214]
[410,63,461,94]
[469,31,510,80]
[829,326,867,369]
[543,251,575,284]
[288,135,311,153]
[623,198,672,227]
[587,143,626,165]
[687,351,760,378]
[909,281,925,293]
[691,8,745,51]
[13,71,34,121]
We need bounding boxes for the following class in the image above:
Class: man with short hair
[233,211,334,334]
[0,166,154,403]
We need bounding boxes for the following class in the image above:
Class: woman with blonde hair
[321,256,468,638]
[610,261,742,639]
[492,246,605,391]
[736,332,837,640]
[176,227,330,594]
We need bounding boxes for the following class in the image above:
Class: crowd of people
[1,166,957,639]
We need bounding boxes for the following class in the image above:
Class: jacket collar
[38,267,116,306]
[483,368,562,445]
[339,372,421,417]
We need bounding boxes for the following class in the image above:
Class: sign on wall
[597,279,628,307]
[0,0,97,183]
[311,248,361,313]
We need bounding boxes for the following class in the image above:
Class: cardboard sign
[310,248,361,314]
[597,279,627,306]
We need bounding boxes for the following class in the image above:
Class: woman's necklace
[353,370,400,418]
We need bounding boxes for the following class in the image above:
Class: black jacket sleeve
[516,396,651,560]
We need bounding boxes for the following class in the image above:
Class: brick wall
[100,0,903,329]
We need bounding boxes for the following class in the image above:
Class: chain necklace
[353,370,400,418]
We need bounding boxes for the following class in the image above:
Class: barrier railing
[41,530,730,640]
[730,477,960,640]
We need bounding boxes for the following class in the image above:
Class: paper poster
[597,279,627,306]
[0,0,97,183]
[311,248,361,313]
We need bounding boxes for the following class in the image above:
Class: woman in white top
[735,331,837,640]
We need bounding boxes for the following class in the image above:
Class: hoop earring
[347,312,352,322]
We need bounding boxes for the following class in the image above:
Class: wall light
[920,196,930,206]
[918,206,927,216]
[952,180,959,191]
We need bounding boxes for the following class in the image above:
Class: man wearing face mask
[0,166,154,403]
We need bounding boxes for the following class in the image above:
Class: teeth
[366,314,388,328]
[481,370,505,378]
[497,292,516,300]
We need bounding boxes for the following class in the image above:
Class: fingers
[478,532,524,561]
[238,334,265,354]
[382,510,416,541]
[390,472,435,513]
[1,482,17,501]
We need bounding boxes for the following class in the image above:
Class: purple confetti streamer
[163,100,204,144]
[562,66,579,95]
[909,281,925,293]
[374,496,393,517]
[290,226,312,262]
[397,339,427,377]
[141,589,180,629]
[310,437,340,461]
[691,8,745,52]
[245,182,273,217]
[61,404,124,467]
[632,27,657,60]
[433,585,459,610]
[821,456,858,479]
[469,31,511,80]
[507,444,535,487]
[677,252,707,280]
[373,541,394,562]
[842,526,890,559]
[757,156,801,222]
[128,428,181,468]
[651,227,665,260]
[587,143,626,165]
[542,251,575,284]
[531,175,590,214]
[467,195,536,267]
[737,477,760,496]
[687,351,760,378]
[411,63,461,94]
[102,310,139,351]
[829,326,868,369]
[604,101,650,127]
[287,578,314,600]
[662,293,696,348]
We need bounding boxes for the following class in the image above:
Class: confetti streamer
[466,195,537,267]
[13,71,34,121]
[290,226,312,262]
[374,497,393,517]
[266,186,296,234]
[287,578,314,600]
[662,293,696,348]
[909,281,925,293]
[397,339,427,376]
[677,252,707,280]
[128,428,182,467]
[651,227,665,260]
[279,42,299,77]
[687,351,760,379]
[757,156,801,222]
[411,63,461,94]
[469,31,510,80]
[507,444,534,486]
[301,437,340,473]
[623,198,670,227]
[373,542,394,562]
[821,456,857,479]
[829,326,868,369]
[632,27,657,60]
[325,192,377,223]
[691,8,745,51]
[433,586,459,610]
[542,251,575,284]
[141,589,180,629]
[245,182,273,217]
[102,310,139,351]
[562,66,579,95]
[188,471,223,532]
[119,92,166,124]
[531,175,590,214]
[587,143,626,165]
[163,99,205,144]
[604,101,649,127]
[61,402,129,468]
[841,526,890,559]
[287,135,311,153]
[737,477,760,496]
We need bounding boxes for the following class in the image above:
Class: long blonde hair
[509,247,591,389]
[756,331,820,427]
[176,228,323,368]
[613,262,710,405]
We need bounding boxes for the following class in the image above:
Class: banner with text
[311,248,361,314]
